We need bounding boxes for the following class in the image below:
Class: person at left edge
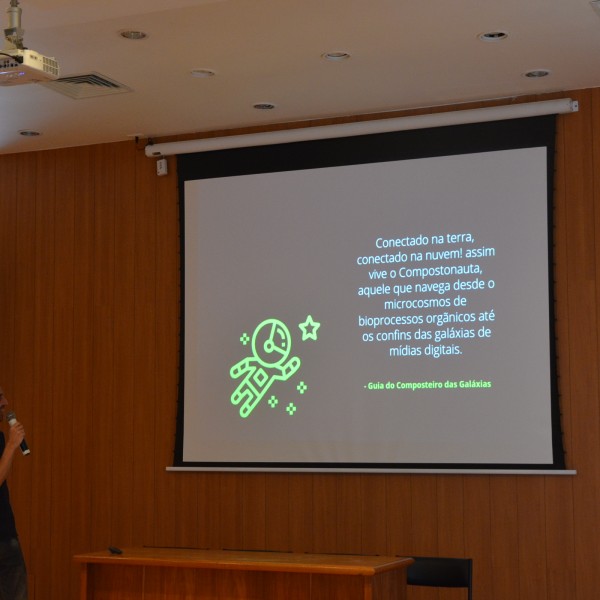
[0,386,28,600]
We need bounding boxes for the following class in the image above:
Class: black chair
[407,556,473,599]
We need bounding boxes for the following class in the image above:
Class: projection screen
[174,115,565,472]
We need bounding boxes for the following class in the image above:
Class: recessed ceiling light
[119,29,148,40]
[322,51,351,61]
[253,102,276,110]
[18,129,41,137]
[524,69,551,78]
[478,31,508,42]
[191,68,216,78]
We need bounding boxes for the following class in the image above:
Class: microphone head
[5,411,16,423]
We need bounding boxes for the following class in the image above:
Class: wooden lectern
[74,547,413,599]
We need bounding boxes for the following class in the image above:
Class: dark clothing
[0,432,27,600]
[0,538,27,600]
[0,433,17,541]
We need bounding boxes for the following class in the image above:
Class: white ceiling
[2,0,600,154]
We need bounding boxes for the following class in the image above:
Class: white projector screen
[175,116,564,471]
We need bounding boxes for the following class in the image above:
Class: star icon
[299,315,320,341]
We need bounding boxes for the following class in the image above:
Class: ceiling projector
[0,0,59,86]
[0,48,59,85]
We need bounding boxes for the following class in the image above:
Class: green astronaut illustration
[230,318,301,418]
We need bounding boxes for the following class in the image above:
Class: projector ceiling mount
[0,0,59,85]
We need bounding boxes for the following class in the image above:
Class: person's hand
[7,420,25,451]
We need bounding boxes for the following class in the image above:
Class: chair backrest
[407,556,473,599]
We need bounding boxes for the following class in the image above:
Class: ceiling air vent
[41,72,132,99]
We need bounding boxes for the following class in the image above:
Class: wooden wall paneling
[0,153,17,391]
[311,474,338,553]
[2,89,600,599]
[436,476,465,553]
[516,477,548,600]
[89,144,116,554]
[155,472,201,548]
[69,145,96,598]
[219,473,245,549]
[0,152,18,573]
[593,86,600,570]
[385,476,413,557]
[563,89,600,598]
[489,476,520,599]
[242,472,267,549]
[164,470,200,550]
[0,153,19,574]
[551,97,573,468]
[409,476,439,600]
[132,147,158,545]
[49,147,76,600]
[264,474,291,551]
[31,150,57,596]
[435,476,465,600]
[288,473,314,552]
[410,476,438,555]
[361,474,387,556]
[463,476,492,600]
[12,153,37,571]
[196,472,221,549]
[593,87,600,417]
[544,477,576,600]
[543,93,578,600]
[111,142,137,548]
[152,151,182,548]
[337,474,362,553]
[587,83,600,598]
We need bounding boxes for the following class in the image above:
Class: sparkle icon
[299,315,320,341]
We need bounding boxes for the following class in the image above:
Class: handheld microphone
[5,411,30,455]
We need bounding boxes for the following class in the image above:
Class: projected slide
[177,118,562,470]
